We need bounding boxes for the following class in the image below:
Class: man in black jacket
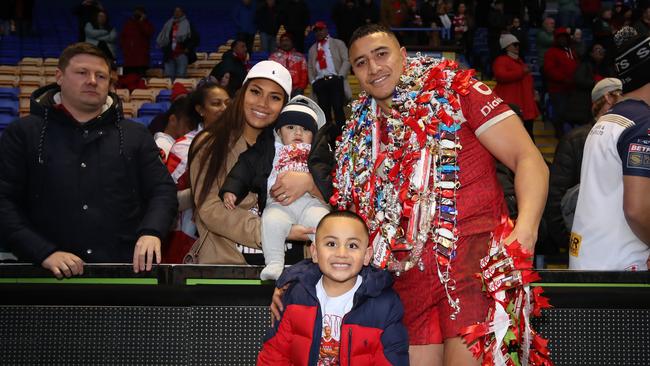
[210,39,248,96]
[0,43,178,278]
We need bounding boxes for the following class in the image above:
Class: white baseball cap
[243,60,292,97]
[499,34,519,49]
[591,78,623,102]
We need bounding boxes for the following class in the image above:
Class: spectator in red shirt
[544,27,579,137]
[269,33,309,97]
[493,34,540,140]
[120,6,154,77]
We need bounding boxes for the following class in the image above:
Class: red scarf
[316,37,328,70]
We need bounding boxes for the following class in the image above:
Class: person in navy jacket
[257,211,409,365]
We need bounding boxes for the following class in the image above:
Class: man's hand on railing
[133,235,161,273]
[41,251,85,279]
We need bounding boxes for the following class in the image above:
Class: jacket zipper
[347,327,352,366]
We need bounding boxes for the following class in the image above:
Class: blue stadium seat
[156,90,172,103]
[138,102,169,118]
[0,100,19,116]
[0,88,19,101]
[250,51,269,64]
[0,113,17,132]
[133,115,155,126]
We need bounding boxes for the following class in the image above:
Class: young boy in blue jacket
[257,211,409,365]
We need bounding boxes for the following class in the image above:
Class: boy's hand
[223,192,237,210]
[270,284,290,325]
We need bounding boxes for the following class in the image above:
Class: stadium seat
[0,66,19,76]
[114,89,129,103]
[0,75,20,88]
[0,113,17,132]
[122,101,144,119]
[194,60,217,70]
[43,66,57,76]
[173,78,197,90]
[130,89,157,103]
[147,77,172,89]
[0,88,19,101]
[133,115,155,126]
[138,102,169,118]
[19,98,29,116]
[250,52,269,64]
[196,52,208,61]
[0,100,19,116]
[187,68,209,78]
[208,53,223,61]
[19,75,45,87]
[18,57,43,67]
[19,66,44,76]
[43,58,59,67]
[156,89,172,103]
[19,86,39,99]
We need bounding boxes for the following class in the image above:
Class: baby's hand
[223,192,237,210]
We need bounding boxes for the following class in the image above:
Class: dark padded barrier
[1,265,649,365]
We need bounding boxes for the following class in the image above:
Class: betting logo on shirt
[627,142,650,170]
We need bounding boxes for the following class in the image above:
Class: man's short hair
[348,23,399,49]
[231,38,247,49]
[57,42,112,72]
[316,210,369,240]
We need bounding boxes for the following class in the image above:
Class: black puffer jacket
[544,123,592,252]
[219,122,338,211]
[0,84,178,264]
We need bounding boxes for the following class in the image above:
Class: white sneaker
[260,263,285,281]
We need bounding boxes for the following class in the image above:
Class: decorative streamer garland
[460,216,554,366]
[331,55,472,318]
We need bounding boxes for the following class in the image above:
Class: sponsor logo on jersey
[629,143,650,153]
[627,151,650,170]
[480,97,504,117]
[472,81,493,95]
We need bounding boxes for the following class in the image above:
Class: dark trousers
[313,76,346,126]
[549,91,569,138]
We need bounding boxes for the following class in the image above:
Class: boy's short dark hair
[349,23,399,49]
[316,210,369,240]
[166,95,191,122]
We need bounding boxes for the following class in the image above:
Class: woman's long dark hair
[188,79,286,208]
[186,79,228,129]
